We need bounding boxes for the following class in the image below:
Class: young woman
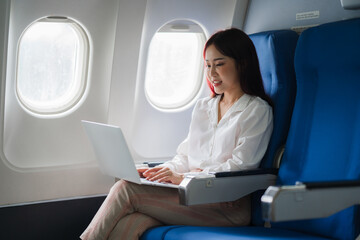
[81,28,273,240]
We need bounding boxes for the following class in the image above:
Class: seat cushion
[141,226,330,240]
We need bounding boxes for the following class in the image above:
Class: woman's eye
[206,62,224,68]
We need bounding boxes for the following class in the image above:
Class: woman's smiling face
[205,44,242,96]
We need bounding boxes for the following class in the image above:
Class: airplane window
[145,23,205,110]
[16,17,89,115]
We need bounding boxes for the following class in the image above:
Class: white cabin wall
[232,0,250,30]
[0,0,11,201]
[0,2,10,120]
[0,0,121,205]
[107,0,147,146]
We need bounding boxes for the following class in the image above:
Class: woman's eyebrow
[205,57,225,62]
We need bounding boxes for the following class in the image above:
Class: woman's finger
[147,167,171,180]
[142,167,163,177]
[147,168,170,181]
[157,176,171,183]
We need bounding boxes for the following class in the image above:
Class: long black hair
[204,28,273,106]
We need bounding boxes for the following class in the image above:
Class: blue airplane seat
[267,17,360,240]
[141,29,299,240]
[250,30,298,170]
[142,225,329,240]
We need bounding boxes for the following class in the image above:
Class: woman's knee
[111,179,127,190]
[110,179,142,197]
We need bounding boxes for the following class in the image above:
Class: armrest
[178,168,278,206]
[261,180,360,222]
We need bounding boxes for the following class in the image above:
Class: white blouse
[160,94,273,173]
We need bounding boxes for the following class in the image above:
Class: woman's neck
[217,92,244,123]
[220,91,244,105]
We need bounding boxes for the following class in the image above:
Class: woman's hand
[137,167,149,178]
[142,167,184,185]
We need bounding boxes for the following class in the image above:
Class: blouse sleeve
[158,137,190,173]
[202,103,273,173]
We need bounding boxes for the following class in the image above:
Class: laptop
[81,120,178,189]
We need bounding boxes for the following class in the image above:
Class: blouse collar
[208,94,252,125]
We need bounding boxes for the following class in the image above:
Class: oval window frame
[15,16,90,117]
[144,20,206,111]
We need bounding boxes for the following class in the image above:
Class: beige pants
[80,180,251,240]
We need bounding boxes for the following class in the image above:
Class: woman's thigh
[126,181,251,227]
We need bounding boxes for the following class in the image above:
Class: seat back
[250,30,298,169]
[275,18,360,240]
[249,30,298,226]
